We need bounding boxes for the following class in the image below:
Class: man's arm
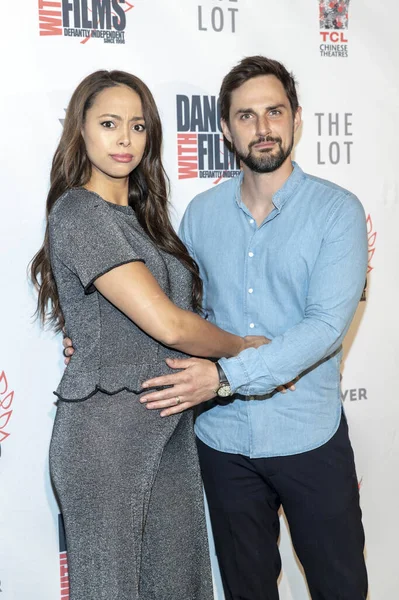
[220,194,367,395]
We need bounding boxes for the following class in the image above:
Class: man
[65,57,368,599]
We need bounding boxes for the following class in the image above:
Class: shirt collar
[234,161,305,212]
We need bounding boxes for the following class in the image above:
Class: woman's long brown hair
[30,70,202,331]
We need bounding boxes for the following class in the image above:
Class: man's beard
[235,132,294,174]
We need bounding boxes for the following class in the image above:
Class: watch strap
[216,362,228,385]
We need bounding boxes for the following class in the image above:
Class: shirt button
[249,219,254,224]
[248,288,253,294]
[248,252,254,257]
[249,323,255,328]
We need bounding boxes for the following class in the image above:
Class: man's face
[221,75,301,174]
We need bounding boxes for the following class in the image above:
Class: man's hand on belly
[140,358,219,417]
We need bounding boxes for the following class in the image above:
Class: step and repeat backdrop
[1,1,398,598]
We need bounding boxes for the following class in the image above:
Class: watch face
[217,384,232,398]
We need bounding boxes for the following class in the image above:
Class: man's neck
[241,157,294,226]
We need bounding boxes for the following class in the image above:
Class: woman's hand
[242,335,297,393]
[243,335,271,349]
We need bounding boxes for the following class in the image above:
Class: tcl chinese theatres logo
[319,1,350,30]
[0,371,14,445]
[319,1,350,58]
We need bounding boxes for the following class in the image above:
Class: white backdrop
[1,1,398,598]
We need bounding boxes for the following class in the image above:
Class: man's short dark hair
[220,56,299,123]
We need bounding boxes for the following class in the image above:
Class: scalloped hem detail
[53,385,146,403]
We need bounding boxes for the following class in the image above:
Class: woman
[31,70,265,600]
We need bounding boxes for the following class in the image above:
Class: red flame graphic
[366,214,377,274]
[0,371,14,443]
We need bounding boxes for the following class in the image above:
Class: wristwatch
[214,363,232,399]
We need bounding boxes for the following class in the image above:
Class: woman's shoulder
[49,188,111,227]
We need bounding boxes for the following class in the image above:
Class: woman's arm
[94,261,261,358]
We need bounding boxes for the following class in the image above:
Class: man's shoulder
[302,170,364,213]
[187,176,239,214]
[303,171,358,202]
[300,170,365,229]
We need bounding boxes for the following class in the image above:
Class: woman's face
[81,85,147,182]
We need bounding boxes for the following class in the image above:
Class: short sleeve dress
[48,188,213,600]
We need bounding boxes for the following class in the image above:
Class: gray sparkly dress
[48,188,213,600]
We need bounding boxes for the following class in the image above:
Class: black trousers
[197,414,368,600]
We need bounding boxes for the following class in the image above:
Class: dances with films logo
[38,0,134,44]
[176,95,240,182]
[319,1,350,57]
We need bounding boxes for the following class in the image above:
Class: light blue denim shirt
[179,163,368,458]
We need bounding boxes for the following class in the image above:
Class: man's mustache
[249,135,282,149]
